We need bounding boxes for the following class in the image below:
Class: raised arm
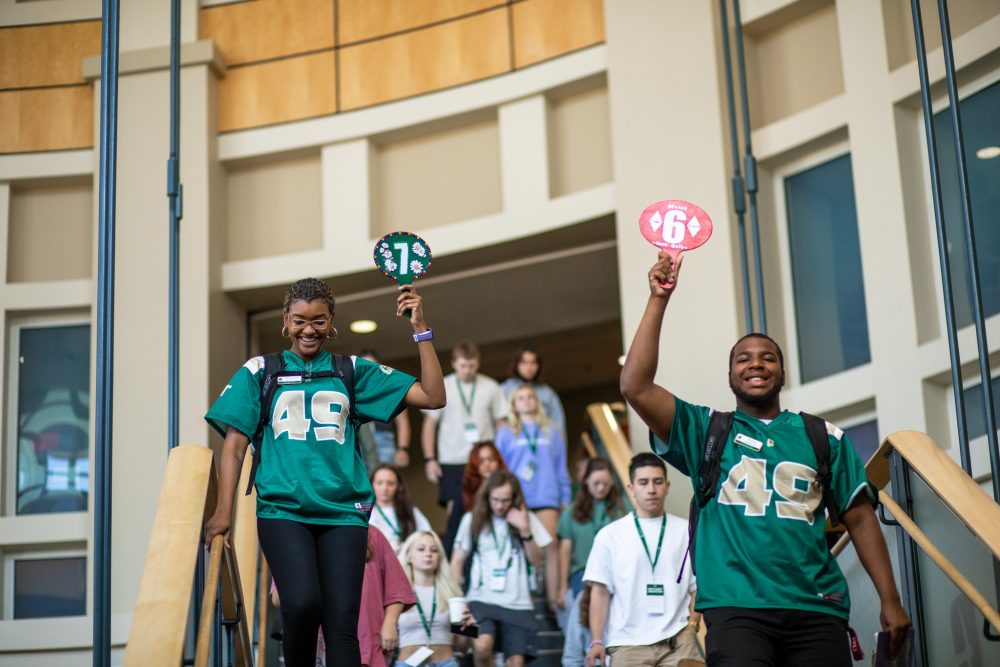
[398,285,446,409]
[204,427,251,547]
[619,252,683,441]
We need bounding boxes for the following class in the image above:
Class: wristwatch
[413,328,434,342]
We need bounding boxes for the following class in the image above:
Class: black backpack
[684,410,840,575]
[244,352,359,495]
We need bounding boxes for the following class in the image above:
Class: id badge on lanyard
[518,460,537,482]
[464,422,480,444]
[490,568,508,592]
[645,583,666,614]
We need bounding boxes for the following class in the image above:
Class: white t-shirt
[423,374,506,464]
[369,504,432,553]
[454,511,552,610]
[583,512,695,648]
[398,585,453,647]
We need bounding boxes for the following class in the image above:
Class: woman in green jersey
[204,277,445,667]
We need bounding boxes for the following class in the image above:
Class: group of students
[204,253,913,667]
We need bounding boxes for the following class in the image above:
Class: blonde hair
[397,531,463,607]
[506,383,551,433]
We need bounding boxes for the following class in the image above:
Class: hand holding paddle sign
[638,199,713,290]
[373,231,433,318]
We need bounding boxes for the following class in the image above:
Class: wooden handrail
[124,445,214,666]
[831,430,1000,633]
[586,403,633,488]
[233,453,259,626]
[195,535,225,666]
[580,431,597,459]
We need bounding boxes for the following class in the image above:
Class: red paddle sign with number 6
[638,199,713,287]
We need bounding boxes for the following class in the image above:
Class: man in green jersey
[620,252,911,666]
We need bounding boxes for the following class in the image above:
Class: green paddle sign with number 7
[373,231,433,286]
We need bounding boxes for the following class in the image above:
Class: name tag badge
[518,460,537,482]
[464,423,481,444]
[490,568,508,592]
[645,583,666,615]
[276,375,303,385]
[734,433,763,451]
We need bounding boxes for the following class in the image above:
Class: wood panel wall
[0,21,99,154]
[208,0,606,132]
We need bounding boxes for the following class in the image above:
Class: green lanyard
[633,512,666,574]
[375,505,399,537]
[456,379,477,416]
[521,424,539,456]
[490,520,509,560]
[415,584,437,641]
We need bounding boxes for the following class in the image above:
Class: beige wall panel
[745,2,844,128]
[371,115,502,236]
[7,180,93,283]
[199,0,334,66]
[0,21,100,89]
[512,0,605,68]
[547,84,613,197]
[0,86,93,154]
[226,153,322,262]
[218,52,337,132]
[339,8,510,111]
[883,0,1000,70]
[338,0,499,44]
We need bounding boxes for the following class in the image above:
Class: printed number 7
[394,242,410,274]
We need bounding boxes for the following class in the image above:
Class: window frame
[770,140,871,388]
[2,546,87,620]
[4,312,91,517]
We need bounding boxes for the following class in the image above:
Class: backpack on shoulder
[244,352,360,495]
[685,411,840,574]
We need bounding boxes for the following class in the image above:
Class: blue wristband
[413,328,434,342]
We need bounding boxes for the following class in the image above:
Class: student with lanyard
[204,278,445,667]
[451,471,552,667]
[395,531,476,667]
[422,341,507,556]
[584,453,701,667]
[369,464,433,553]
[495,383,572,610]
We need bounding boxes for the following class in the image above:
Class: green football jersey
[205,350,416,527]
[652,398,874,619]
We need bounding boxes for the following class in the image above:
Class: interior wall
[546,78,613,198]
[225,152,323,262]
[371,112,502,237]
[7,179,93,283]
[882,0,1000,71]
[745,1,845,129]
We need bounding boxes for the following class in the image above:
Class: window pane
[844,420,879,463]
[13,556,87,619]
[963,375,1000,441]
[934,80,1000,328]
[16,324,90,515]
[784,154,871,382]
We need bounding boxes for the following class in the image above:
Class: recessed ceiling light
[976,146,1000,160]
[350,319,377,334]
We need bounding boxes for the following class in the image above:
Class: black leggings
[257,518,368,667]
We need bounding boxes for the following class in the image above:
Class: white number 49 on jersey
[271,390,350,444]
[717,455,822,524]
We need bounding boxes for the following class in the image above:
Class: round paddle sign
[638,199,713,287]
[373,231,433,286]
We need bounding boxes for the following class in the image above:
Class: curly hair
[461,441,508,511]
[283,277,335,315]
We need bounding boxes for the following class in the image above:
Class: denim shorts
[393,658,459,667]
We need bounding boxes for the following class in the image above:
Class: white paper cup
[448,597,467,624]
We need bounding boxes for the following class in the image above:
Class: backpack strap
[462,531,480,594]
[245,352,285,495]
[684,410,735,577]
[800,411,841,528]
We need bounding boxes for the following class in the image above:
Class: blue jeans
[393,659,459,667]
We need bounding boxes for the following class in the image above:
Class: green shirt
[652,398,874,619]
[556,499,623,576]
[205,350,416,527]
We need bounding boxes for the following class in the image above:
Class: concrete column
[323,139,374,254]
[603,0,740,515]
[498,94,550,212]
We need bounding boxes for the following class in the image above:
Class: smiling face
[407,533,441,575]
[628,465,669,517]
[283,299,333,361]
[728,335,785,415]
[585,469,614,501]
[476,446,500,478]
[372,468,399,505]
